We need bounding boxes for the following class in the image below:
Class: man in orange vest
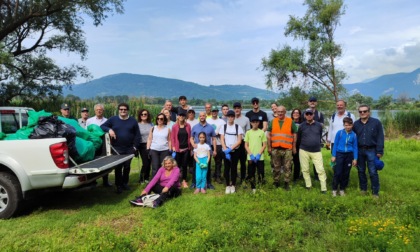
[267,106,298,190]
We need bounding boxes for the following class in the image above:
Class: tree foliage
[261,0,346,102]
[0,0,125,105]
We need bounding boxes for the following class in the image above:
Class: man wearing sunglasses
[101,103,141,194]
[245,97,268,132]
[353,105,384,199]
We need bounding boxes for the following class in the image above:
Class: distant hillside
[345,68,420,99]
[63,73,279,101]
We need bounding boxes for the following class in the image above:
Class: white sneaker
[252,189,256,194]
[231,186,236,193]
[339,190,345,196]
[225,186,231,194]
[332,190,337,197]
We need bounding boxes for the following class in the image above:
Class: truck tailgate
[68,154,134,174]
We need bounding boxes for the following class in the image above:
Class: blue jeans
[357,149,380,195]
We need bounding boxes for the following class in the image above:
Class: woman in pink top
[130,156,181,208]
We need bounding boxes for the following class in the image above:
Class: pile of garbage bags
[0,110,104,163]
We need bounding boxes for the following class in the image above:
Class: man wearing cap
[233,102,251,184]
[60,103,77,121]
[301,96,325,180]
[353,104,384,198]
[220,110,244,193]
[186,109,199,128]
[78,107,89,128]
[207,106,226,184]
[326,100,356,152]
[297,109,327,193]
[170,95,192,118]
[190,111,217,189]
[245,97,268,132]
[267,106,298,190]
[86,103,112,187]
[220,104,229,122]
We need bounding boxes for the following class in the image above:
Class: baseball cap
[374,157,384,171]
[251,97,259,103]
[250,115,259,122]
[226,110,235,117]
[304,109,314,115]
[211,106,219,111]
[187,109,195,114]
[61,103,70,110]
[81,107,89,112]
[233,102,241,108]
[308,96,317,102]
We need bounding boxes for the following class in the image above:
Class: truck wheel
[0,172,23,219]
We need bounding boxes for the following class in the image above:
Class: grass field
[0,139,419,251]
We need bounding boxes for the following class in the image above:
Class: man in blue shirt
[353,105,384,198]
[101,103,141,194]
[190,111,217,189]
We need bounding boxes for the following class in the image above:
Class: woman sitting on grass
[130,156,181,208]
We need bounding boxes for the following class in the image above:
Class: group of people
[60,94,385,208]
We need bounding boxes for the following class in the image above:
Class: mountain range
[64,68,420,100]
[344,68,420,99]
[64,73,278,101]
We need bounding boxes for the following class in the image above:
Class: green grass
[1,139,419,251]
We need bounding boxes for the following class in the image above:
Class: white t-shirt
[187,118,199,129]
[327,111,356,143]
[86,116,107,127]
[194,143,211,158]
[219,123,244,150]
[206,117,226,145]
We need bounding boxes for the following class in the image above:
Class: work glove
[255,154,261,161]
[223,148,232,155]
[225,153,231,161]
[171,151,176,159]
[200,163,208,169]
[250,154,255,161]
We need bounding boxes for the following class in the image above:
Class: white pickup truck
[0,107,133,219]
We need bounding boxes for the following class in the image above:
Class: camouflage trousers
[271,148,293,183]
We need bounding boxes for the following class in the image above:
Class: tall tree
[0,0,125,105]
[261,0,346,102]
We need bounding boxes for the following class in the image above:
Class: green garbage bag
[86,124,104,151]
[27,110,52,127]
[73,137,95,163]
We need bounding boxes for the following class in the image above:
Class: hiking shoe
[190,183,196,189]
[332,190,337,197]
[225,186,231,194]
[129,197,144,206]
[284,182,290,191]
[201,189,207,194]
[207,184,215,190]
[194,189,200,194]
[231,186,236,193]
[339,190,345,196]
[182,181,188,188]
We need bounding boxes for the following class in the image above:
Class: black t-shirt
[245,110,268,129]
[178,127,189,149]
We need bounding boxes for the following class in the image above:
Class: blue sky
[60,0,420,90]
